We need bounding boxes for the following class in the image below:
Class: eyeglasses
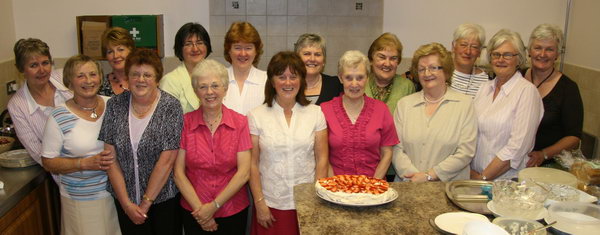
[184,41,205,48]
[417,66,443,74]
[491,52,519,60]
[197,83,223,91]
[129,72,156,80]
[457,43,482,51]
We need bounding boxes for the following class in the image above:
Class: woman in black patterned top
[99,49,183,234]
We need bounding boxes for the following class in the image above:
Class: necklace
[306,75,322,89]
[423,88,447,104]
[205,113,222,131]
[132,93,158,117]
[532,67,555,88]
[73,96,99,119]
[370,78,393,102]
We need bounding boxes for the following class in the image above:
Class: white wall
[383,0,568,62]
[11,0,210,58]
[0,0,16,60]
[564,0,600,70]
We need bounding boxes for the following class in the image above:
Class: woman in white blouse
[393,43,477,182]
[223,21,268,115]
[248,51,328,235]
[471,29,543,180]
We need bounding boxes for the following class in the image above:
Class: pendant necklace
[532,67,555,88]
[73,96,99,119]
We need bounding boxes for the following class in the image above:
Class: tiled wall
[209,0,383,75]
[563,63,600,158]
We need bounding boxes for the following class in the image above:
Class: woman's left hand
[526,151,545,167]
[200,218,218,232]
[192,202,218,225]
[404,172,428,182]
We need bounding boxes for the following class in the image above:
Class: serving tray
[445,180,492,214]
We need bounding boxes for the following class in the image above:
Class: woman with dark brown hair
[99,27,135,96]
[248,51,328,235]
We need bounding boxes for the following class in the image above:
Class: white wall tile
[246,0,267,15]
[210,0,226,15]
[307,16,328,36]
[366,0,383,16]
[225,15,247,29]
[288,0,307,15]
[209,35,225,58]
[209,15,227,36]
[308,0,331,16]
[287,16,307,36]
[226,0,247,16]
[247,16,267,38]
[267,0,287,15]
[327,16,351,37]
[267,16,287,36]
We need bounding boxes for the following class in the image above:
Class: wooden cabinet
[0,179,57,235]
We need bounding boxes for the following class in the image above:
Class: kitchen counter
[294,181,460,234]
[0,164,47,217]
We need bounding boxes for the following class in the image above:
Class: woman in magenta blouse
[321,50,399,179]
[173,59,251,234]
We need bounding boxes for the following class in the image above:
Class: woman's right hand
[83,150,113,171]
[123,201,147,225]
[255,200,276,228]
[200,218,218,232]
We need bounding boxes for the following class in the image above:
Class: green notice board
[112,15,157,48]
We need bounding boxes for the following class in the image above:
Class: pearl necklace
[423,89,447,104]
[73,97,99,119]
[306,75,322,89]
[205,113,222,131]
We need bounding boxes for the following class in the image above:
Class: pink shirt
[321,95,399,177]
[179,105,252,217]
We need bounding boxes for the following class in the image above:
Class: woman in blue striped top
[41,55,120,234]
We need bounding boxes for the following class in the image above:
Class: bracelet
[481,175,488,181]
[255,197,265,204]
[425,173,433,181]
[142,194,154,203]
[542,150,549,160]
[213,200,221,209]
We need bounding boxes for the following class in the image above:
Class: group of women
[7,20,582,235]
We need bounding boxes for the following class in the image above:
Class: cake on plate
[315,175,397,205]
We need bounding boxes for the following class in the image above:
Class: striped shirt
[472,72,543,179]
[41,97,111,201]
[450,70,490,98]
[8,70,72,165]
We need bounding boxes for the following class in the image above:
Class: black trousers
[181,205,248,235]
[114,194,182,235]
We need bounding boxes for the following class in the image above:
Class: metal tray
[445,180,492,215]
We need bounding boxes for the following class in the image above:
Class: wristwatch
[481,175,487,181]
[542,150,549,160]
[425,173,433,181]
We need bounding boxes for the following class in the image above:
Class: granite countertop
[294,181,460,235]
[0,164,47,217]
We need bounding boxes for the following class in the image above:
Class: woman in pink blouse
[173,59,252,234]
[321,50,399,179]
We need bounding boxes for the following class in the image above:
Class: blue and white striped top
[41,96,111,201]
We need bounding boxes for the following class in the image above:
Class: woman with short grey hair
[450,23,490,97]
[523,24,583,168]
[294,33,343,105]
[471,29,543,180]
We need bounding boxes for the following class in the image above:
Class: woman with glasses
[470,29,543,180]
[99,27,135,97]
[223,22,267,115]
[523,24,583,168]
[160,23,212,113]
[392,43,477,182]
[174,59,251,234]
[450,23,490,97]
[321,50,399,179]
[294,33,343,105]
[99,49,183,234]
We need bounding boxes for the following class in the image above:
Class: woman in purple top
[320,50,399,179]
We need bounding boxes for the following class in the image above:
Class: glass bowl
[492,217,546,235]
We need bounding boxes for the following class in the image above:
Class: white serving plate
[434,211,489,234]
[316,188,398,207]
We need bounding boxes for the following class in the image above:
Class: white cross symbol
[130,27,140,38]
